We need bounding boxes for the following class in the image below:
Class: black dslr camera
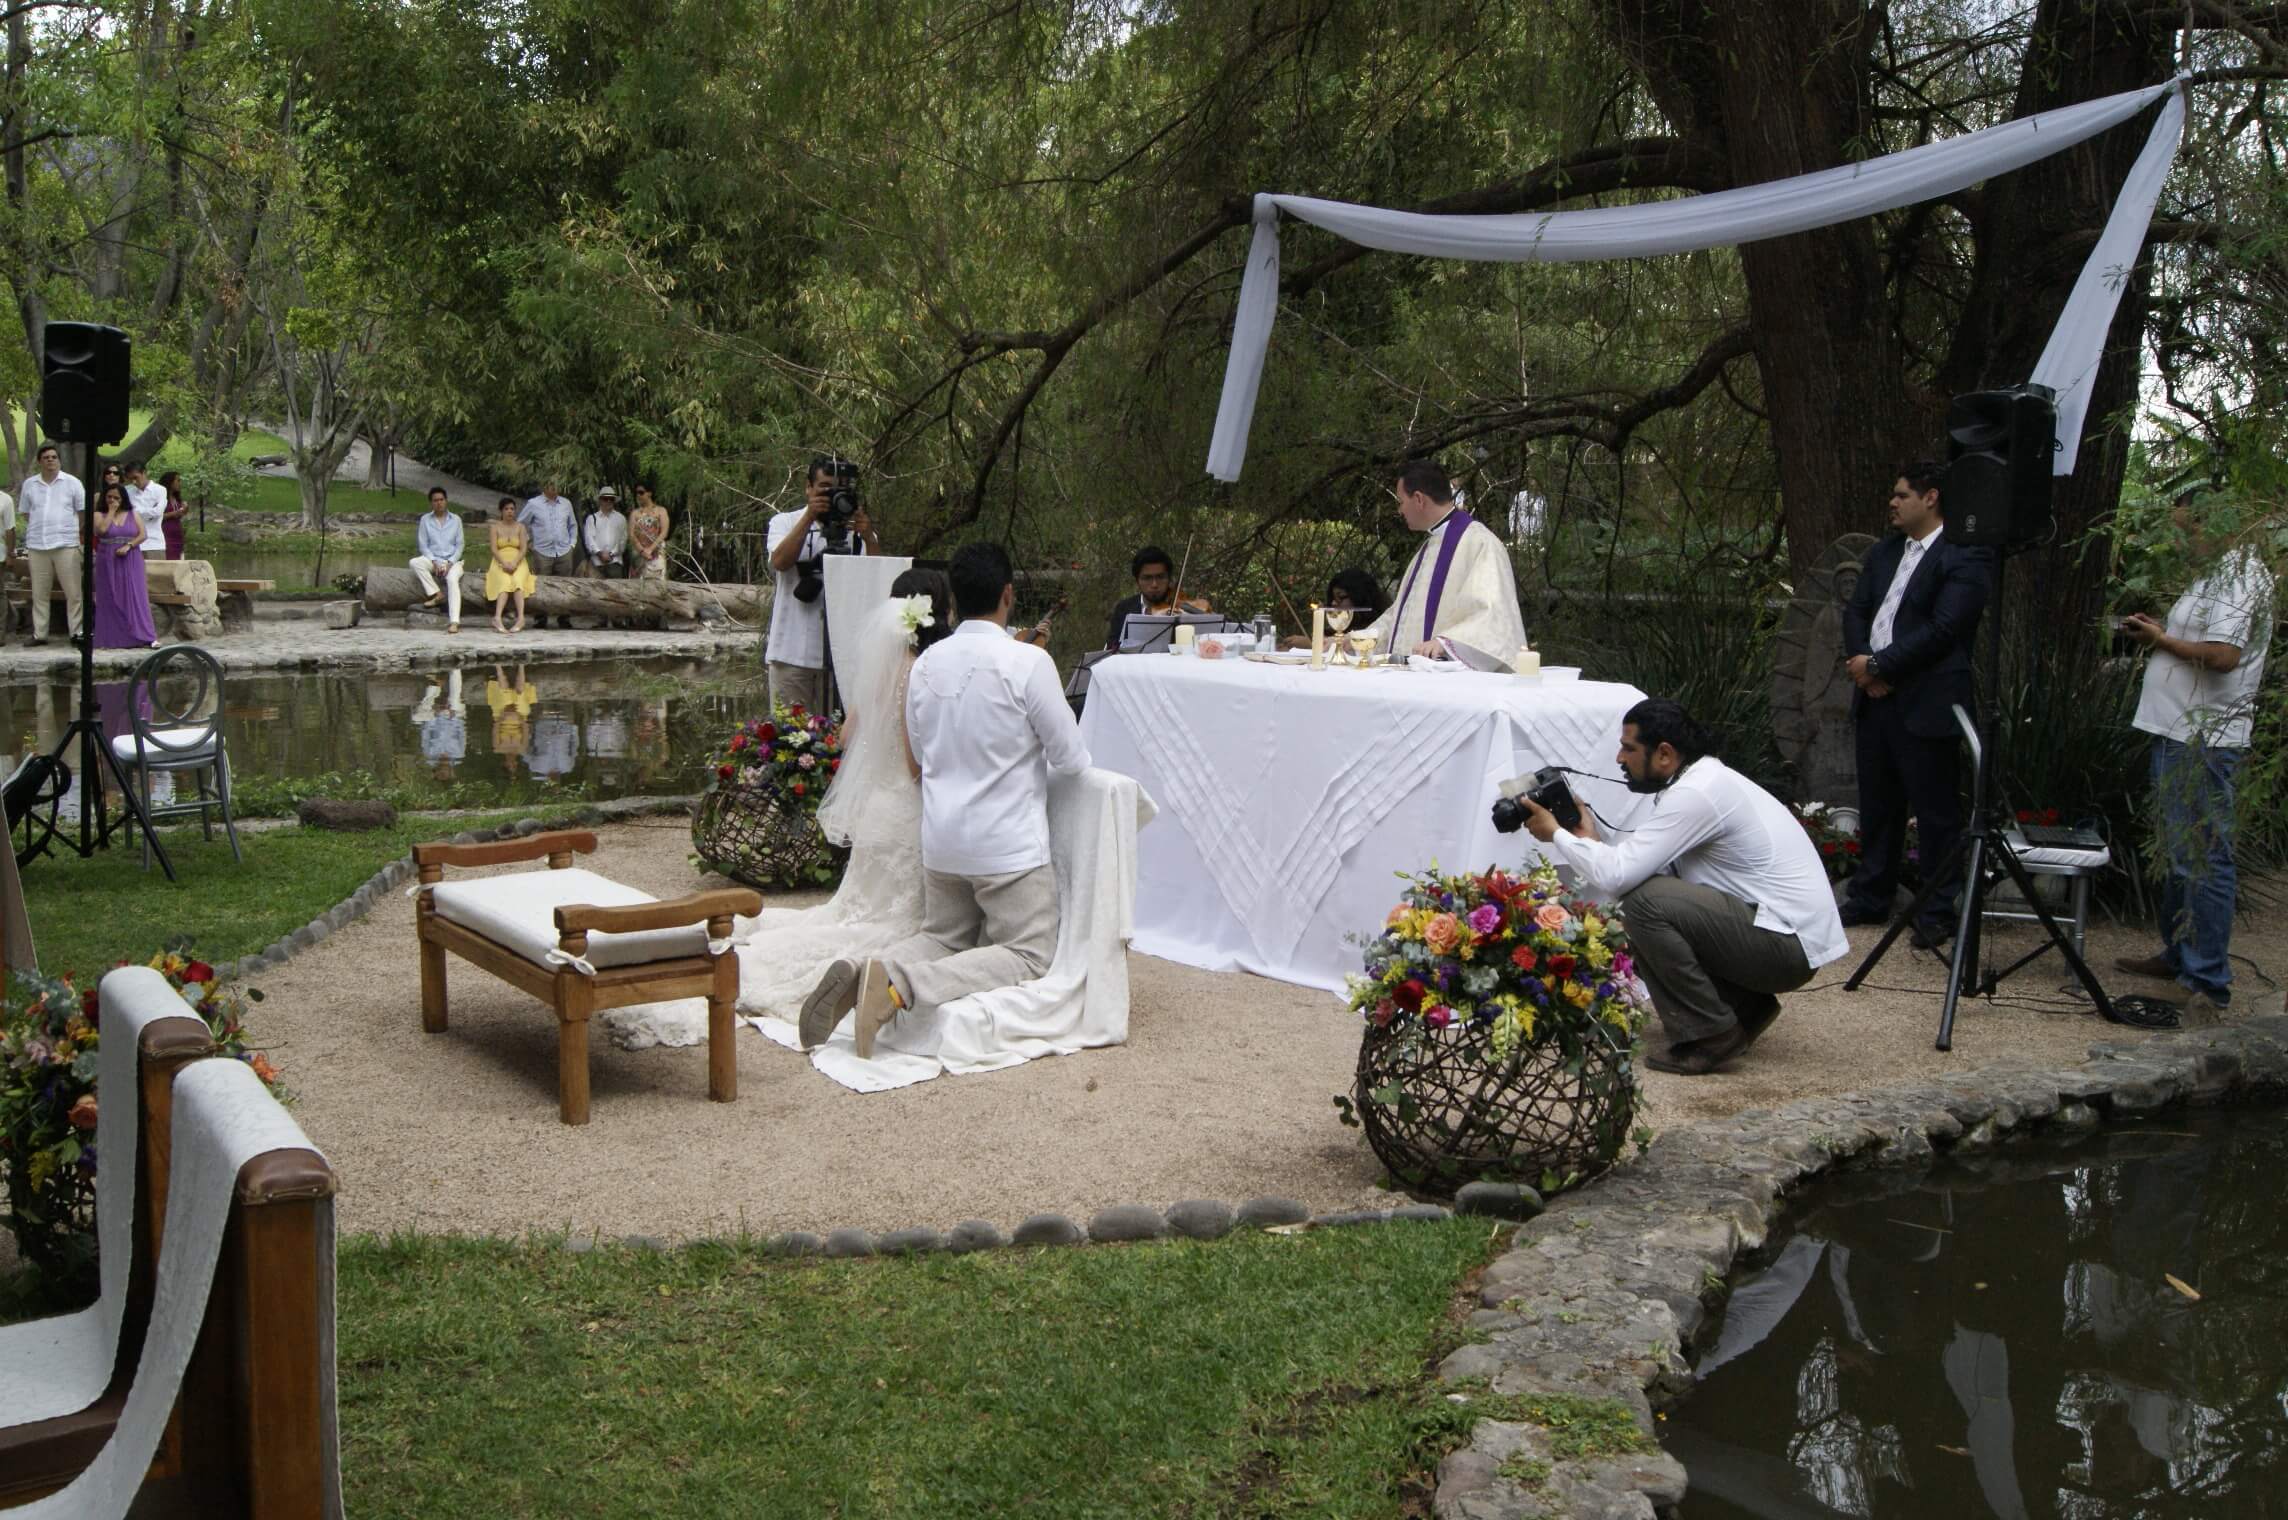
[1491,767,1581,834]
[793,457,862,605]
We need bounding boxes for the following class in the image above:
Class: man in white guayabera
[800,541,1091,1057]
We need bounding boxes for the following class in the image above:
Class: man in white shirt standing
[1520,698,1849,1075]
[800,542,1091,1056]
[124,459,167,558]
[581,487,628,577]
[521,481,579,627]
[765,455,879,715]
[2118,494,2276,1017]
[19,444,85,646]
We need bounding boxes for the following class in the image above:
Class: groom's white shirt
[907,618,1091,876]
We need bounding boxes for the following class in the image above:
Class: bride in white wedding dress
[601,570,947,1050]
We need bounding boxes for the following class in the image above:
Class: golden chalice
[1347,630,1377,669]
[1322,606,1354,664]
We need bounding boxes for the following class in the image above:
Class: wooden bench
[413,830,760,1125]
[0,1015,336,1516]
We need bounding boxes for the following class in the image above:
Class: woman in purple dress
[91,482,160,649]
[159,470,188,559]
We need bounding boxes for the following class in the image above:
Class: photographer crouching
[766,454,882,714]
[1513,699,1847,1075]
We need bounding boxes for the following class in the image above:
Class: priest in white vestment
[1366,460,1528,659]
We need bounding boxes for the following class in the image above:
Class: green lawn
[16,406,443,516]
[339,1223,1503,1519]
[20,810,577,982]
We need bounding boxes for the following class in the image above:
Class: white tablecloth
[1081,655,1650,992]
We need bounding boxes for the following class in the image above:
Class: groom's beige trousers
[880,865,1058,1012]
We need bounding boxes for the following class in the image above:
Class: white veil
[815,597,923,850]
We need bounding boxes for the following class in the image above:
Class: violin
[1017,592,1071,647]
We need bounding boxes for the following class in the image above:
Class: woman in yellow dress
[485,495,537,633]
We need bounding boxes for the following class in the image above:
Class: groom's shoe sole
[798,960,860,1049]
[852,961,898,1061]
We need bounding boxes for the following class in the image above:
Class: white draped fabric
[755,768,1155,1092]
[822,553,912,704]
[1207,79,2185,481]
[1083,656,1649,992]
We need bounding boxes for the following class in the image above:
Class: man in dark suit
[1839,460,1995,946]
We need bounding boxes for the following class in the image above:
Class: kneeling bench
[413,830,760,1124]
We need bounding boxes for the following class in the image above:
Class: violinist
[1103,544,1212,650]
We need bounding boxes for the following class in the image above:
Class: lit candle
[1310,604,1327,670]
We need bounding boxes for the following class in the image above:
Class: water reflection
[0,657,765,812]
[1666,1111,2288,1518]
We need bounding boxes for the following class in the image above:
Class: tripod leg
[1844,832,1972,990]
[1935,831,1992,1051]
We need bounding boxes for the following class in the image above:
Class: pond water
[0,656,768,812]
[1663,1109,2288,1519]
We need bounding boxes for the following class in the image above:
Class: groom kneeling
[801,542,1092,1057]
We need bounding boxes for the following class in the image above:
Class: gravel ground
[243,818,2285,1241]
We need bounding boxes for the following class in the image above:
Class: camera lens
[1490,798,1523,834]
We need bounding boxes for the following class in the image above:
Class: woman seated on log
[486,495,537,634]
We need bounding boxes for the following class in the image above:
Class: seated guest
[1328,567,1384,624]
[1103,544,1210,649]
[1518,698,1847,1076]
[411,486,465,633]
[1365,460,1525,659]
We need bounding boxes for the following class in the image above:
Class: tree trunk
[362,567,767,624]
[361,431,391,491]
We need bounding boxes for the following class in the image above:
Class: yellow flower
[1585,942,1614,970]
[1563,982,1593,1008]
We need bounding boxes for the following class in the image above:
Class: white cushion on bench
[430,867,711,969]
[112,728,219,762]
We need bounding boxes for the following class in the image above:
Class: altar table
[1081,654,1650,993]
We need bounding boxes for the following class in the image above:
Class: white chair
[111,646,240,870]
[1987,827,2110,957]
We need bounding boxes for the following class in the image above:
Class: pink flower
[1371,999,1396,1028]
[1534,903,1570,933]
[1422,914,1465,955]
[1424,1005,1454,1030]
[1612,951,1633,979]
[797,753,816,769]
[1466,903,1503,936]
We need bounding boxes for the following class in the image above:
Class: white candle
[1173,623,1196,653]
[1310,605,1328,670]
[1514,646,1541,679]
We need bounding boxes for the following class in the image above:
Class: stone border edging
[212,795,700,983]
[1428,1016,2288,1520]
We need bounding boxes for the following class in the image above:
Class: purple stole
[1392,510,1472,645]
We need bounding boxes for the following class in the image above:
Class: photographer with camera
[1512,699,1847,1076]
[767,454,882,714]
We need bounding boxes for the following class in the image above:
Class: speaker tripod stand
[1844,702,2111,1049]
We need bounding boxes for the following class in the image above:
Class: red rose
[1548,953,1577,979]
[792,781,806,797]
[1392,979,1427,1012]
[1370,999,1396,1027]
[730,733,747,752]
[717,763,735,780]
[759,724,777,744]
[829,759,841,773]
[1509,945,1537,971]
[182,962,214,984]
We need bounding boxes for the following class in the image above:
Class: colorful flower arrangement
[706,701,845,819]
[0,950,283,1283]
[1796,804,1863,884]
[1344,865,1648,1059]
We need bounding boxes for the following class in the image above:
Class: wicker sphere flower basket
[691,782,847,892]
[1352,1019,1636,1197]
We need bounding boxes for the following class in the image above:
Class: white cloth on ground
[0,968,186,1426]
[603,597,926,1050]
[769,768,1154,1092]
[1206,80,2184,481]
[16,1057,341,1520]
[1366,511,1526,657]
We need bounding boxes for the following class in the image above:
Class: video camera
[1490,767,1581,834]
[793,455,862,604]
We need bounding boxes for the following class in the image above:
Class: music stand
[1121,611,1226,652]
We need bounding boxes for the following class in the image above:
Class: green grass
[20,809,579,982]
[337,1223,1504,1519]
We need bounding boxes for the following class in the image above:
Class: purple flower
[1466,903,1502,936]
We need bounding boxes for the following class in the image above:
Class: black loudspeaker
[1945,383,2056,548]
[40,321,131,444]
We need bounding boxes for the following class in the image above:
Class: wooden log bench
[413,830,760,1125]
[0,977,338,1517]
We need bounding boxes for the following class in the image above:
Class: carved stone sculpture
[1771,533,1878,811]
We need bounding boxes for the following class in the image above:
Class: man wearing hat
[582,486,629,579]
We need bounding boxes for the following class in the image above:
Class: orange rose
[1534,903,1569,933]
[1422,913,1465,955]
[68,1095,98,1131]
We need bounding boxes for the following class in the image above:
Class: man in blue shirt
[522,482,579,628]
[411,487,465,632]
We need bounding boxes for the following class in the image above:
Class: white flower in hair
[895,593,935,642]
